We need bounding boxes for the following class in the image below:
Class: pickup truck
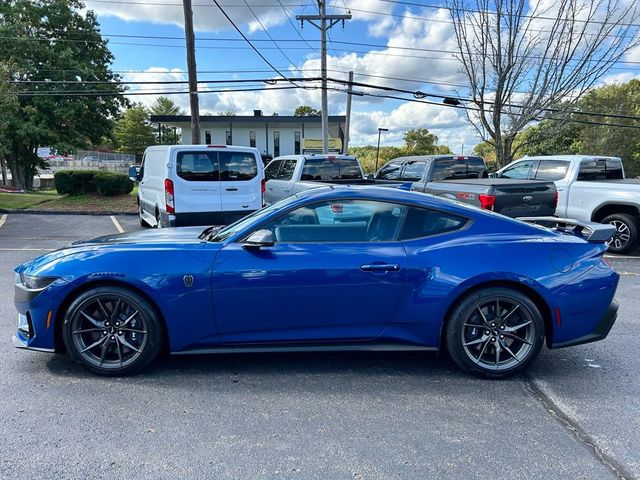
[374,155,558,218]
[264,154,411,205]
[495,155,640,254]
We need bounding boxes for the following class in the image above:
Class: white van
[132,145,265,228]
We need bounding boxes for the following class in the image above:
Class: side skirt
[172,343,438,356]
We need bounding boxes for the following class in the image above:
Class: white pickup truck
[495,155,640,254]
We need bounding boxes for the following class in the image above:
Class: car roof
[145,145,260,154]
[385,155,484,163]
[519,155,622,161]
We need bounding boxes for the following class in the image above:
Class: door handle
[283,189,291,193]
[360,264,401,272]
[225,187,238,192]
[267,186,273,191]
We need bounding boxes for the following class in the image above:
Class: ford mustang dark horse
[13,186,619,377]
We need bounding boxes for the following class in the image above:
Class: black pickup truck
[374,155,558,218]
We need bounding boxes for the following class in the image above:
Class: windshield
[208,195,300,242]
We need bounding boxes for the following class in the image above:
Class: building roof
[151,115,346,124]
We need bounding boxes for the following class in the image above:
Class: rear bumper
[551,300,619,349]
[163,210,256,227]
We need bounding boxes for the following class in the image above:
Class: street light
[375,127,389,172]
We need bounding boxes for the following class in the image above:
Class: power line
[11,85,308,97]
[209,0,290,81]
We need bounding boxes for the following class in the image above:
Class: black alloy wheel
[446,287,545,378]
[62,286,163,376]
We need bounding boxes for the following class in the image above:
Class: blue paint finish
[13,186,619,356]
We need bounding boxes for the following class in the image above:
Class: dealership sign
[302,138,343,154]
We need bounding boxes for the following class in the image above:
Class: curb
[0,209,137,216]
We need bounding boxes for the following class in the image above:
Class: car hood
[72,226,210,245]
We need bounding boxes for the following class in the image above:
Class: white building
[151,111,346,161]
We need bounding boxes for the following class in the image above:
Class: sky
[82,0,640,151]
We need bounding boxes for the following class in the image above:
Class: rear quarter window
[399,207,467,240]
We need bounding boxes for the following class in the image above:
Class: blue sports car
[13,186,619,377]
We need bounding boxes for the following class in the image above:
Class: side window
[176,152,219,181]
[277,159,297,180]
[534,160,570,181]
[376,161,403,180]
[399,207,467,240]
[500,161,536,179]
[259,200,407,243]
[264,160,282,180]
[301,158,339,181]
[219,152,258,181]
[466,158,487,178]
[431,158,475,181]
[401,162,426,181]
[578,158,624,180]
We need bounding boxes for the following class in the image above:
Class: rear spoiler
[517,216,616,243]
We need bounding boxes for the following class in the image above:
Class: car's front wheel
[446,287,545,378]
[62,286,164,376]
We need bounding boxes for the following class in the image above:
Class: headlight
[18,273,58,290]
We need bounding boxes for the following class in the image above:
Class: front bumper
[12,333,55,353]
[552,299,619,349]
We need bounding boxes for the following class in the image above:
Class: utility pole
[343,71,354,154]
[375,127,388,172]
[297,2,351,154]
[183,0,200,144]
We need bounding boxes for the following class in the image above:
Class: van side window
[219,152,258,181]
[176,152,219,181]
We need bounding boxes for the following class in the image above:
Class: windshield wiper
[198,225,222,240]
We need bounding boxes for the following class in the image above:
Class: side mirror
[488,172,498,178]
[242,229,275,249]
[128,165,140,182]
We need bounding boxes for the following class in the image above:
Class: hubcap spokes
[71,295,147,370]
[609,221,630,249]
[461,297,535,371]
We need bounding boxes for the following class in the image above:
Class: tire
[445,287,545,378]
[602,213,639,255]
[62,286,164,376]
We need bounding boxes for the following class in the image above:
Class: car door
[263,159,282,205]
[211,198,411,344]
[532,159,571,216]
[267,158,298,203]
[218,150,262,223]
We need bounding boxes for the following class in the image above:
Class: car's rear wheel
[62,286,164,376]
[446,287,545,378]
[602,213,639,254]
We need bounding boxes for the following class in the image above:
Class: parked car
[13,186,618,378]
[374,155,558,218]
[495,155,640,253]
[263,154,411,205]
[131,145,265,228]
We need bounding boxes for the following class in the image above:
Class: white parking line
[604,255,640,260]
[0,214,6,228]
[110,215,124,233]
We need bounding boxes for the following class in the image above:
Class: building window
[274,131,280,157]
[204,131,212,144]
[226,130,232,145]
[294,131,301,154]
[249,131,256,148]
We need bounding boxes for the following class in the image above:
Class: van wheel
[603,213,639,254]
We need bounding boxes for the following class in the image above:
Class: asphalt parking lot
[0,213,638,480]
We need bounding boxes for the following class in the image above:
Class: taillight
[261,178,266,207]
[164,178,175,214]
[553,190,558,210]
[478,194,495,210]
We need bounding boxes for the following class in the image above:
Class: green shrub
[54,170,98,195]
[94,172,134,196]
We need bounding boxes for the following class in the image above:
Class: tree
[447,0,640,167]
[402,128,440,155]
[216,109,236,116]
[294,105,321,116]
[0,0,126,189]
[0,62,18,185]
[473,141,496,161]
[150,96,184,145]
[114,104,156,160]
[515,119,580,158]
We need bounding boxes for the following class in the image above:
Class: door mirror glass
[242,229,275,248]
[128,165,140,182]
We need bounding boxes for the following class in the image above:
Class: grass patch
[0,190,62,209]
[31,192,138,213]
